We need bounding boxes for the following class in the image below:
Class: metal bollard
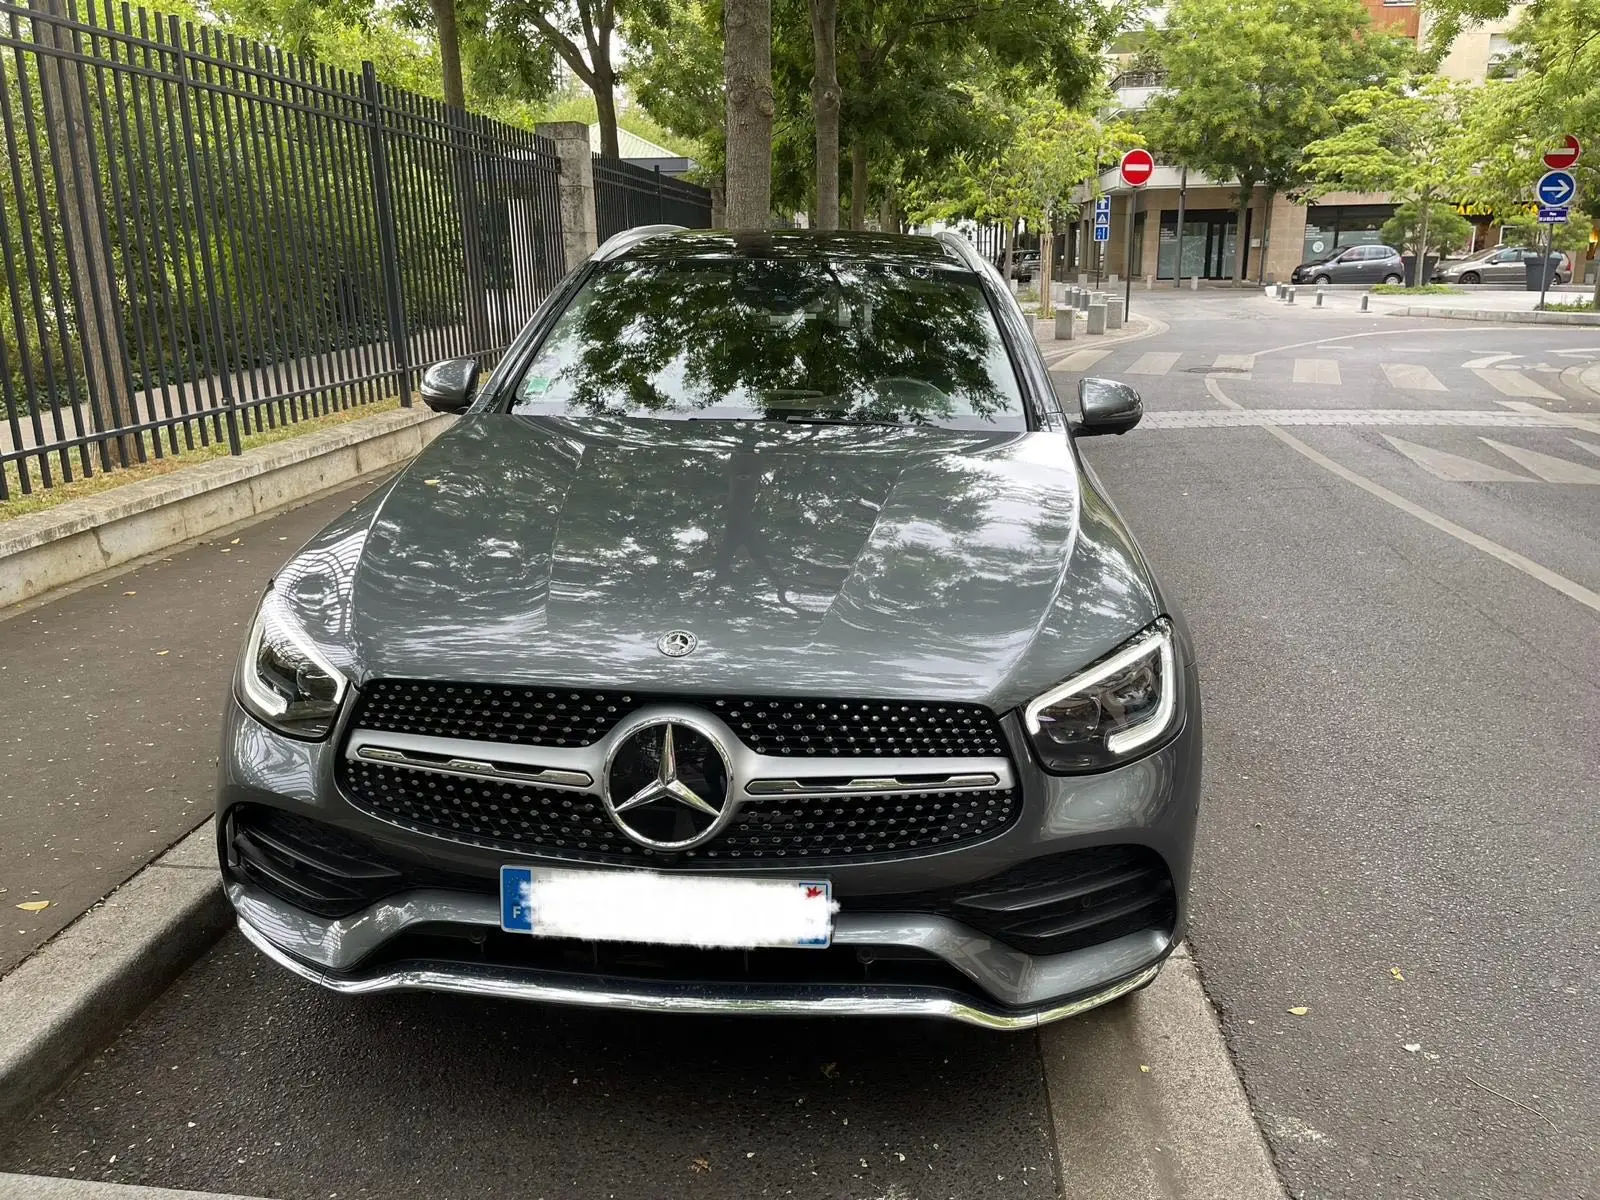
[1055,309,1076,341]
[1361,294,1370,312]
[1087,300,1107,335]
[1315,287,1324,308]
[1189,275,1199,291]
[1145,274,1154,291]
[1286,287,1296,305]
[1106,297,1125,330]
[1077,289,1091,313]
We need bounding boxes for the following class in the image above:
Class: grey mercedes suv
[218,228,1201,1029]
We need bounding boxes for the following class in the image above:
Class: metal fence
[0,0,565,499]
[592,154,713,241]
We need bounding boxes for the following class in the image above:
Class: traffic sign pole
[1540,220,1554,312]
[1124,190,1138,314]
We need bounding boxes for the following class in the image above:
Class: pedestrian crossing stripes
[1126,352,1182,375]
[1049,348,1111,372]
[1212,354,1255,374]
[1292,358,1342,386]
[1471,368,1561,401]
[1380,363,1446,392]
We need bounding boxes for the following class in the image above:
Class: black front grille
[858,845,1175,956]
[351,679,1008,758]
[338,759,1021,865]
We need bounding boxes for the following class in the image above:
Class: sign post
[1535,145,1581,311]
[1118,150,1155,315]
[1093,196,1111,289]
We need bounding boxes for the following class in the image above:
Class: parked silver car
[1290,244,1405,285]
[217,228,1201,1030]
[1432,246,1572,285]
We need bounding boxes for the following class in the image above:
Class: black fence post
[171,15,241,455]
[360,62,412,407]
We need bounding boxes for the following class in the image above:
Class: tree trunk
[1001,220,1014,283]
[1415,197,1431,283]
[878,190,896,233]
[809,0,840,230]
[35,0,136,467]
[1038,211,1054,318]
[1257,192,1274,284]
[592,65,621,160]
[1232,184,1251,287]
[428,0,465,108]
[723,0,773,230]
[849,137,867,230]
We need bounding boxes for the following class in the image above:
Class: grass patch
[1538,298,1598,312]
[1,397,402,522]
[1371,283,1463,295]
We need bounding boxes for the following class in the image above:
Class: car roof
[612,228,975,270]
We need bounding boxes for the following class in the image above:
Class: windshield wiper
[780,415,908,428]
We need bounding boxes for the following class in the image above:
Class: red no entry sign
[1120,149,1155,188]
[1543,135,1581,170]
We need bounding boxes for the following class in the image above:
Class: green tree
[1142,0,1413,285]
[1381,201,1472,260]
[1303,77,1474,270]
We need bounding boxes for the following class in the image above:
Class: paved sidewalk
[0,477,383,976]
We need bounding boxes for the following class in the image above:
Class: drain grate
[1184,366,1250,374]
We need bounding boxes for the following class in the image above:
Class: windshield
[509,255,1030,430]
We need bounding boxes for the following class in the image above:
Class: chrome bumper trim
[237,916,1161,1030]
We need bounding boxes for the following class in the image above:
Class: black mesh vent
[857,845,1175,956]
[350,679,1008,758]
[337,760,1022,865]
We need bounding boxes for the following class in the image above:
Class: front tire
[1313,273,1332,285]
[1382,273,1403,285]
[1459,271,1480,285]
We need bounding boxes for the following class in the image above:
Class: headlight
[1023,620,1178,772]
[236,586,350,739]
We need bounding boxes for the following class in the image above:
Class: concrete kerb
[0,1176,270,1199]
[1039,311,1167,364]
[1391,305,1600,325]
[0,821,230,1132]
[1041,944,1288,1200]
[0,408,452,611]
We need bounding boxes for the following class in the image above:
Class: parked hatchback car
[218,228,1201,1029]
[1291,244,1405,285]
[1432,246,1572,285]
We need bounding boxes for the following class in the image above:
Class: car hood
[271,415,1162,712]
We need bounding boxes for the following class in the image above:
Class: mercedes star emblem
[602,717,732,850]
[657,630,698,657]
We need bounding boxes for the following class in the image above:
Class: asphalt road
[3,292,1597,1200]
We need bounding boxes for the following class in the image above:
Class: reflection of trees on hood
[519,241,1019,426]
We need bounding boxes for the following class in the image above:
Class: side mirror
[420,358,480,414]
[1075,377,1142,436]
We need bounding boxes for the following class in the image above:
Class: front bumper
[218,663,1200,1027]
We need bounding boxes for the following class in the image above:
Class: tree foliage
[1142,0,1414,282]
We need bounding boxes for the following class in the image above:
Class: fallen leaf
[1403,1044,1421,1053]
[219,548,231,553]
[16,900,50,912]
[123,591,137,596]
[423,478,442,486]
[821,1062,839,1079]
[1139,1064,1151,1073]
[1391,967,1405,982]
[230,538,241,545]
[1288,1006,1310,1016]
[690,1157,710,1174]
[156,650,170,656]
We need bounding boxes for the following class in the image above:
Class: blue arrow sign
[1094,197,1111,214]
[1093,225,1110,242]
[1538,205,1569,224]
[1536,170,1576,206]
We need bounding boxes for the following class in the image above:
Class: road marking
[1213,353,1255,374]
[1381,363,1447,391]
[1491,399,1600,434]
[1481,439,1600,484]
[1203,380,1600,614]
[1292,358,1342,385]
[1205,377,1243,410]
[1383,436,1528,481]
[1471,368,1562,400]
[1571,438,1600,459]
[1462,353,1520,369]
[1051,348,1111,371]
[1553,347,1600,357]
[1127,351,1181,375]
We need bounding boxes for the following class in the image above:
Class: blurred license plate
[499,866,836,949]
